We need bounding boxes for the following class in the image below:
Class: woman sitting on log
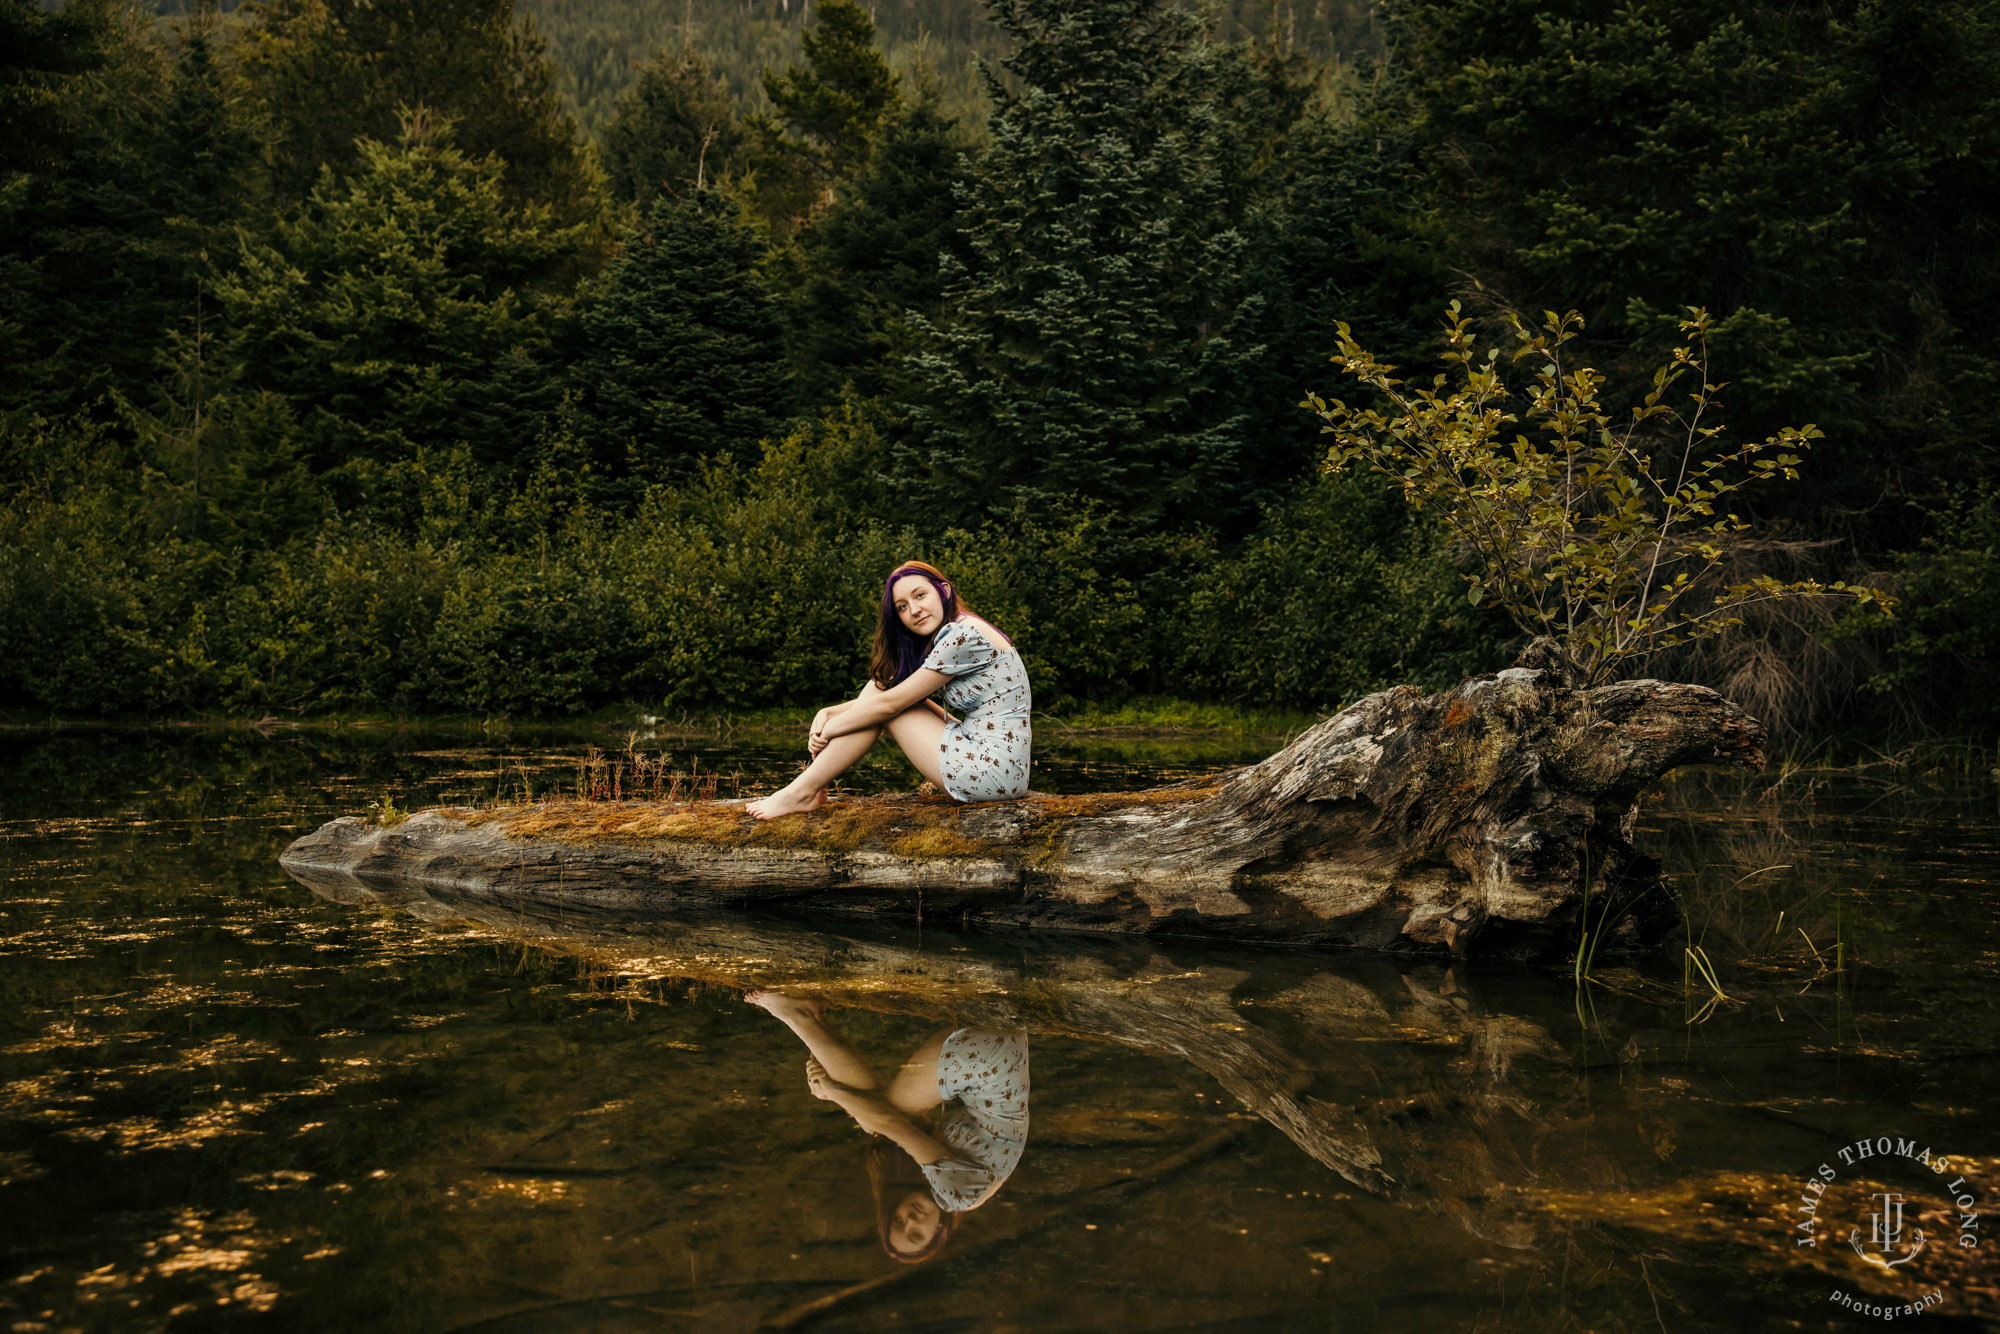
[746,990,1030,1263]
[746,560,1031,820]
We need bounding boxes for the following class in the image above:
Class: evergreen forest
[3,0,1996,740]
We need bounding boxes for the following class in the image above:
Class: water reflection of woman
[746,991,1028,1264]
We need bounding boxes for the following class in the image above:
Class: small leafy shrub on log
[1304,305,1893,686]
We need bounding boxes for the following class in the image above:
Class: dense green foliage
[219,124,584,506]
[1,0,1995,736]
[566,192,791,488]
[239,0,596,220]
[597,48,746,205]
[1384,0,2000,520]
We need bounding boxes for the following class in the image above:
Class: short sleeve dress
[918,619,1032,803]
[919,1027,1030,1213]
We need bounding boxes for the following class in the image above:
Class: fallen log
[277,666,1764,957]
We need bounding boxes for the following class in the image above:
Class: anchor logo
[1849,1192,1926,1268]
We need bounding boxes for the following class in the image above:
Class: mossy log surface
[278,667,1765,956]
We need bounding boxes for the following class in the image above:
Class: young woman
[745,991,1030,1264]
[744,560,1031,819]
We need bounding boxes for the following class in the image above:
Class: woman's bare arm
[814,1068,951,1164]
[818,669,952,740]
[846,1094,952,1164]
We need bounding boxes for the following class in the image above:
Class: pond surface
[1,724,1996,1332]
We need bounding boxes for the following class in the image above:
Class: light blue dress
[919,1028,1029,1212]
[920,619,1032,802]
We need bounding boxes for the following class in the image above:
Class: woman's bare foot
[744,990,825,1025]
[744,785,827,820]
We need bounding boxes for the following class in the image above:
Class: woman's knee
[885,1030,949,1113]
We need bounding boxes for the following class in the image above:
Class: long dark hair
[868,560,963,689]
[866,1138,960,1264]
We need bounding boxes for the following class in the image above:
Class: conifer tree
[785,88,970,404]
[1239,103,1445,473]
[239,0,595,222]
[1384,0,2000,512]
[565,192,791,494]
[0,0,114,176]
[600,47,746,207]
[897,0,1267,557]
[744,0,900,236]
[0,0,120,416]
[1,6,259,419]
[761,0,900,181]
[216,116,581,509]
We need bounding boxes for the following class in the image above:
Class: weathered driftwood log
[278,666,1764,957]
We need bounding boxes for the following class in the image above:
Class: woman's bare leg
[885,1028,950,1115]
[746,684,949,819]
[884,707,948,790]
[744,992,882,1090]
[746,723,880,819]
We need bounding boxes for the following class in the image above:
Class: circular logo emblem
[1794,1135,1982,1318]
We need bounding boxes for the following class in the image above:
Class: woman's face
[888,1190,942,1255]
[891,575,946,637]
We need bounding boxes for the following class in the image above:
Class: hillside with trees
[3,0,1994,739]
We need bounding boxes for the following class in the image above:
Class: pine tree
[216,116,582,510]
[1383,0,2000,513]
[565,192,791,495]
[761,0,900,182]
[743,0,900,237]
[600,47,746,207]
[896,0,1268,557]
[239,0,596,222]
[1238,101,1447,475]
[0,0,119,416]
[784,88,971,404]
[0,0,115,177]
[0,6,260,420]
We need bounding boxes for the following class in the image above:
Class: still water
[1,725,1996,1332]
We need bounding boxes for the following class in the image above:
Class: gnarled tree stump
[278,667,1763,956]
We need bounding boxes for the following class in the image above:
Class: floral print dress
[920,1027,1030,1213]
[920,618,1032,802]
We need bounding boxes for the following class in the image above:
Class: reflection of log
[284,868,1599,1232]
[279,668,1763,956]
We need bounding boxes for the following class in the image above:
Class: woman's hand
[806,1055,858,1103]
[807,707,833,757]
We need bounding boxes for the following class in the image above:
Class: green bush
[1165,473,1496,711]
[617,419,907,711]
[216,523,461,710]
[0,420,214,712]
[931,503,1147,710]
[1860,486,2000,734]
